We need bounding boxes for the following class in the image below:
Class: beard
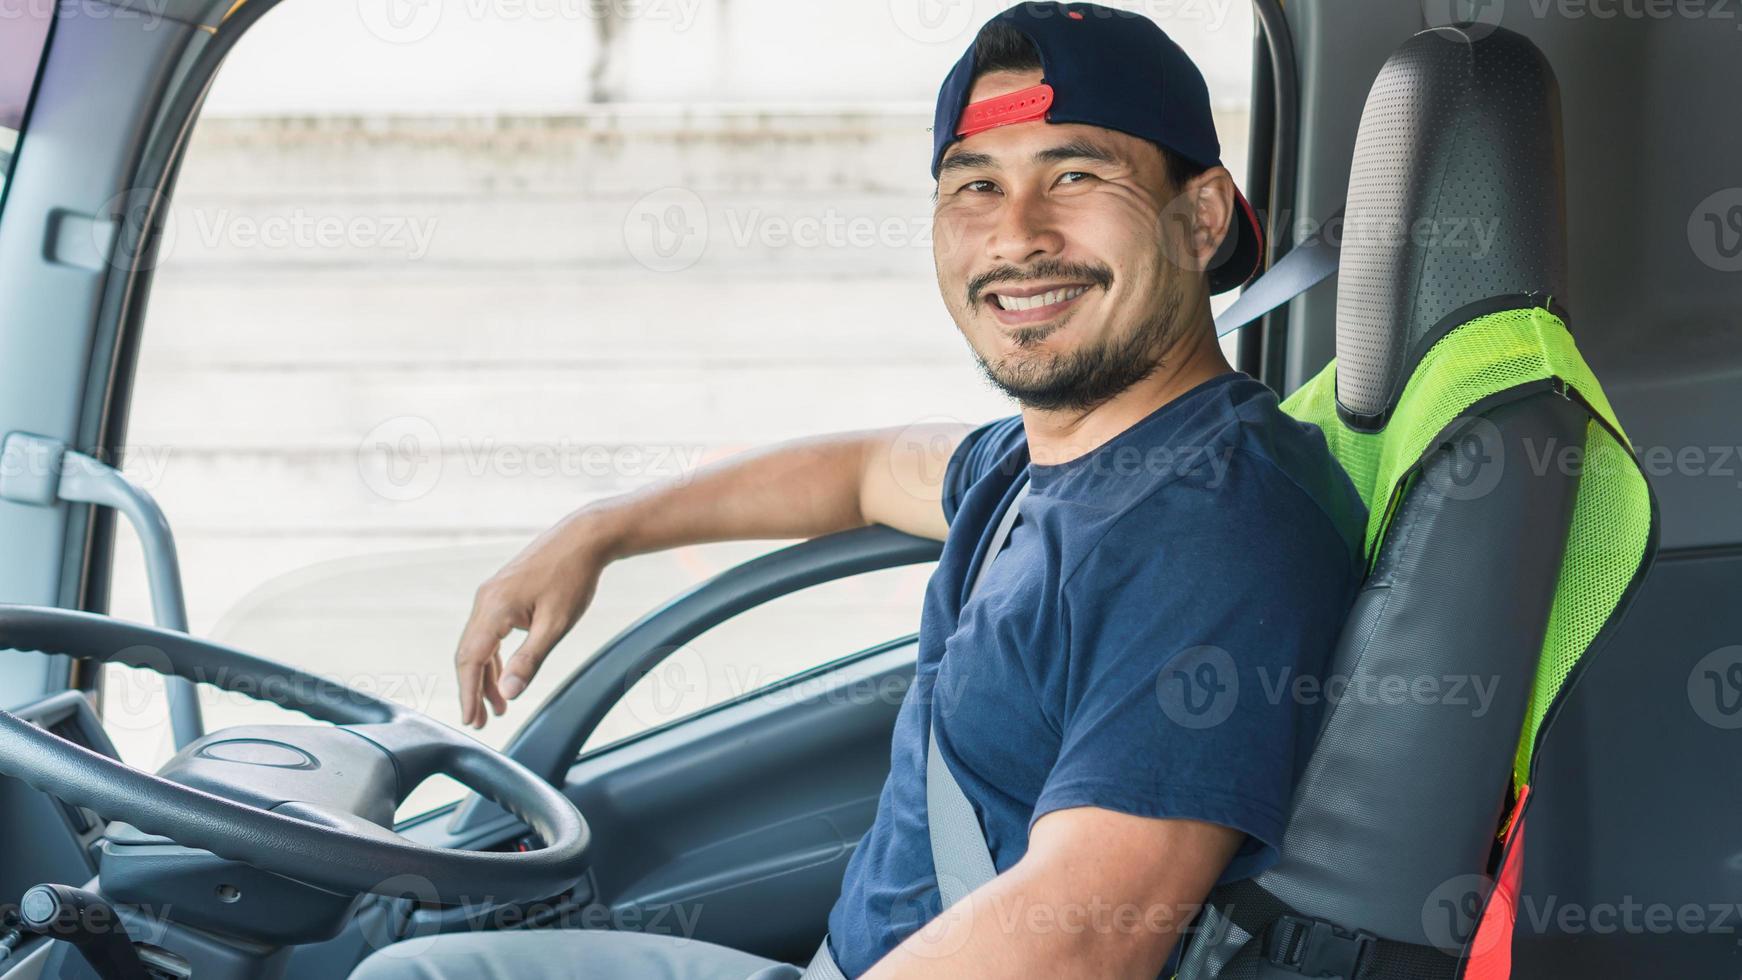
[972,279,1187,413]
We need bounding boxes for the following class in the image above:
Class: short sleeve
[941,416,1025,526]
[1033,451,1360,883]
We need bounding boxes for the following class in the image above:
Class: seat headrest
[1335,26,1567,429]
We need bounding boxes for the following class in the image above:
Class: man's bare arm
[862,807,1242,980]
[453,422,972,727]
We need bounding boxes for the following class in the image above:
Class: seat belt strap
[1213,209,1343,338]
[926,480,1030,909]
[963,481,1030,601]
[925,733,998,910]
[798,938,849,980]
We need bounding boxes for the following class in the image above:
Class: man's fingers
[476,656,501,726]
[455,610,512,728]
[483,653,509,717]
[500,614,566,701]
[456,652,486,728]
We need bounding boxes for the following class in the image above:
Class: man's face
[933,68,1217,412]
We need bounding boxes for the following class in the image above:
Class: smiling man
[353,4,1364,979]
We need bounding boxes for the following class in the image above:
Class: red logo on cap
[955,83,1055,138]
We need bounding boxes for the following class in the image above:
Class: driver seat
[1177,26,1655,980]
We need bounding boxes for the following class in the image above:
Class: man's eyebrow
[1033,138,1120,165]
[936,138,1120,176]
[938,151,996,174]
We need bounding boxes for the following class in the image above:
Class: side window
[582,562,936,754]
[0,6,53,207]
[102,3,1255,816]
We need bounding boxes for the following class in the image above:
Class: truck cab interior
[0,2,1736,979]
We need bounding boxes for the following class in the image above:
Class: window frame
[1235,0,1300,393]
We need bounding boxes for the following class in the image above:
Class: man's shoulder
[942,415,1028,525]
[1064,377,1367,579]
[1220,379,1368,558]
[1188,374,1343,484]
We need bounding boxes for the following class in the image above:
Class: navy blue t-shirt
[826,372,1366,977]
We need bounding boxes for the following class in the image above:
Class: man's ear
[1157,165,1236,278]
[1180,166,1236,273]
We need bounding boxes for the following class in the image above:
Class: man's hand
[863,807,1243,980]
[454,510,617,729]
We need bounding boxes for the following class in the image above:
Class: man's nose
[987,192,1065,266]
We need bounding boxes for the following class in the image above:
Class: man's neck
[1020,322,1234,467]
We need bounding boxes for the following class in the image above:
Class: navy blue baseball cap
[932,2,1264,294]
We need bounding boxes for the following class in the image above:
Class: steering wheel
[0,604,589,904]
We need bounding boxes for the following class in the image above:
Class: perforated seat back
[1178,26,1655,980]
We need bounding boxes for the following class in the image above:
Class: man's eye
[1056,171,1095,185]
[961,179,999,194]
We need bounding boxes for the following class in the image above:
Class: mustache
[965,261,1114,308]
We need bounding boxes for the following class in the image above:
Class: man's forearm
[578,432,886,561]
[862,809,1239,980]
[861,867,1189,980]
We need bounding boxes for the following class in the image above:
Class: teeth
[995,286,1088,311]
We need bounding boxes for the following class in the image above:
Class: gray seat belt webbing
[963,481,1031,602]
[1212,208,1343,339]
[798,939,848,980]
[800,481,1031,980]
[927,479,1029,909]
